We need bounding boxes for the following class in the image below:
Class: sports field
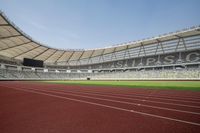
[1,81,200,133]
[44,80,200,91]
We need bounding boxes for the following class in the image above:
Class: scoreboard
[23,58,43,67]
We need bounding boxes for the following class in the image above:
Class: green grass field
[43,80,200,91]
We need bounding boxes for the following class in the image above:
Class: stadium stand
[0,11,199,80]
[0,62,199,80]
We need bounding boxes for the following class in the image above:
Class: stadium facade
[0,11,200,80]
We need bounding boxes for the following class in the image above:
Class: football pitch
[43,80,200,91]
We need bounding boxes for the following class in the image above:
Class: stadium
[0,11,200,80]
[0,3,200,133]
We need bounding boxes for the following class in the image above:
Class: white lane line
[47,88,200,109]
[61,89,200,104]
[6,83,200,103]
[25,87,200,115]
[149,95,200,101]
[53,87,200,101]
[4,83,200,109]
[3,82,200,101]
[5,86,200,126]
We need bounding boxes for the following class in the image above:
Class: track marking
[8,87,200,126]
[47,88,200,109]
[25,87,200,115]
[52,86,200,101]
[61,89,200,104]
[3,83,200,109]
[6,82,200,101]
[1,85,200,126]
[4,82,200,102]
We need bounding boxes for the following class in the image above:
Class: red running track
[0,81,200,133]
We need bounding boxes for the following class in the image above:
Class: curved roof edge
[0,10,200,65]
[0,10,84,51]
[1,10,200,51]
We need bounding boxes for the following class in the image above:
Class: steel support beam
[87,50,95,65]
[32,48,49,59]
[111,47,117,61]
[66,51,75,63]
[138,43,146,57]
[0,34,21,40]
[99,49,105,62]
[12,45,41,58]
[155,39,164,54]
[0,41,32,51]
[44,50,58,62]
[77,51,85,60]
[77,51,85,66]
[0,24,9,26]
[55,51,65,63]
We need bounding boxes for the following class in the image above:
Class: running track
[0,81,200,133]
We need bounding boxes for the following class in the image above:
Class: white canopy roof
[0,11,200,64]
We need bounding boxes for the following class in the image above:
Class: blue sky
[0,0,200,49]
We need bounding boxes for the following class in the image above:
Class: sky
[0,0,200,50]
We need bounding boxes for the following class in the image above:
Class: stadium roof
[0,11,200,64]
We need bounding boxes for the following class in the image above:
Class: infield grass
[43,80,200,91]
